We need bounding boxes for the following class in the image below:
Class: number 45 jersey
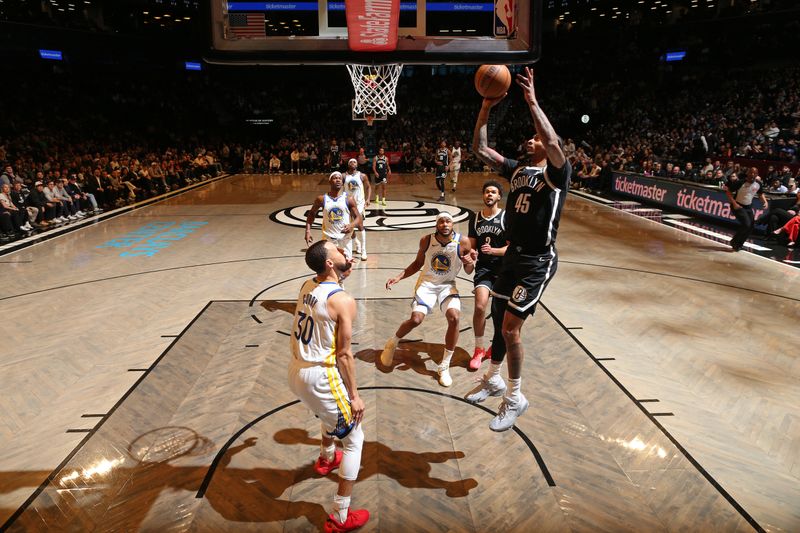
[500,158,572,254]
[291,279,343,364]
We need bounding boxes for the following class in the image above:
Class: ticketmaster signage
[612,173,767,223]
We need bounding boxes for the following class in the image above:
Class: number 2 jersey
[291,278,343,364]
[500,158,572,254]
[468,209,506,269]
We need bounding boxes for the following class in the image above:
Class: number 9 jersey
[291,278,344,364]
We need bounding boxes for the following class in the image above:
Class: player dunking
[435,140,450,201]
[344,158,372,260]
[466,180,508,371]
[289,241,369,532]
[305,172,362,261]
[372,147,391,206]
[379,212,473,387]
[468,67,572,431]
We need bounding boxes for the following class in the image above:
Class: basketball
[474,64,512,99]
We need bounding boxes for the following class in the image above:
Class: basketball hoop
[346,63,403,116]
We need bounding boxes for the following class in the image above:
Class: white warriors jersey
[322,193,350,240]
[291,278,344,364]
[344,171,366,211]
[418,232,462,285]
[451,147,461,165]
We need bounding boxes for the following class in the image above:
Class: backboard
[207,0,541,65]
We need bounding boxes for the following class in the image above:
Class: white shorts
[288,359,355,438]
[412,281,460,316]
[324,234,353,259]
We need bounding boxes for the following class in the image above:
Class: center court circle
[269,200,472,231]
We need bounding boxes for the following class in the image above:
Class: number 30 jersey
[500,158,572,254]
[291,278,343,364]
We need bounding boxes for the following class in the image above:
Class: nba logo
[494,0,516,37]
[512,285,527,302]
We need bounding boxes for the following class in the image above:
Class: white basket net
[346,63,403,116]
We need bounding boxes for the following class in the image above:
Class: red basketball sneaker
[314,450,343,476]
[468,347,486,370]
[324,509,370,533]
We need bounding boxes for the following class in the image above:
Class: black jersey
[468,209,506,268]
[436,148,449,168]
[500,158,572,254]
[375,155,389,176]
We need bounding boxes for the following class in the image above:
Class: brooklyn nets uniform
[493,158,572,316]
[468,209,506,291]
[321,193,353,257]
[435,147,450,179]
[374,155,389,184]
[288,278,355,438]
[412,232,462,315]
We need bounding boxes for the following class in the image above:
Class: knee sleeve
[490,297,508,363]
[339,423,364,481]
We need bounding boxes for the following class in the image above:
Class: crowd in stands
[2,15,799,243]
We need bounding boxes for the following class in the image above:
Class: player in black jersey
[468,66,572,432]
[466,180,508,371]
[435,141,450,201]
[372,147,391,206]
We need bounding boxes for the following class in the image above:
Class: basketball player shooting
[469,66,572,431]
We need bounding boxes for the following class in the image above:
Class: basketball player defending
[289,241,369,532]
[305,172,362,261]
[435,140,450,201]
[344,158,371,260]
[450,141,462,193]
[467,180,508,371]
[372,147,391,206]
[469,66,572,431]
[379,212,472,386]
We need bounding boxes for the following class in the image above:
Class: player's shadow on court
[357,342,469,381]
[273,428,478,497]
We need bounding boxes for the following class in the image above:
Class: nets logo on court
[270,200,471,232]
[431,253,451,274]
[328,207,345,223]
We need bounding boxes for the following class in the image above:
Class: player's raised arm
[516,67,566,169]
[385,234,430,290]
[305,194,324,245]
[472,95,507,171]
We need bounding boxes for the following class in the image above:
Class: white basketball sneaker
[437,365,452,387]
[489,394,529,432]
[380,337,398,366]
[464,374,506,403]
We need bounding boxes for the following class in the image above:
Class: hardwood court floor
[0,172,797,532]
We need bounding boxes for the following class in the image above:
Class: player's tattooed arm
[305,194,324,245]
[516,67,566,169]
[386,234,430,289]
[472,95,506,171]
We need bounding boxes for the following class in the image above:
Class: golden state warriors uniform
[288,278,355,438]
[412,233,462,315]
[322,193,353,257]
[344,171,366,215]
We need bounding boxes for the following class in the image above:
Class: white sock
[441,348,454,368]
[360,230,366,252]
[333,494,350,523]
[508,377,521,400]
[488,361,503,378]
[474,336,485,350]
[321,442,336,462]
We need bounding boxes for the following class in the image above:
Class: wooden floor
[0,172,797,532]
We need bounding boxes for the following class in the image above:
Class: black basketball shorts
[492,247,558,318]
[472,263,500,292]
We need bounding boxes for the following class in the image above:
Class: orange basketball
[474,64,512,99]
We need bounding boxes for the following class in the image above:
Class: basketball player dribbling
[379,212,473,387]
[344,158,371,260]
[372,147,391,206]
[289,241,369,533]
[305,172,362,262]
[469,66,572,432]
